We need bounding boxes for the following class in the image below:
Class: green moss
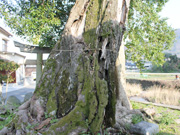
[43,55,108,134]
[34,58,57,98]
[82,74,94,116]
[85,0,100,30]
[90,79,108,133]
[89,60,108,133]
[56,69,78,117]
[83,29,97,49]
[88,93,98,124]
[43,106,87,135]
[46,89,56,114]
[83,0,102,49]
[76,56,96,120]
[104,69,117,126]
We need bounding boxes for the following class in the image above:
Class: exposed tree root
[30,95,45,122]
[115,106,145,129]
[34,118,52,130]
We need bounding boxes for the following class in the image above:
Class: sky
[159,0,180,29]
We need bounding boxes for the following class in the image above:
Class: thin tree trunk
[5,75,9,99]
[0,83,2,96]
[0,82,5,105]
[0,83,3,104]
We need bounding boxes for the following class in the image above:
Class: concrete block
[130,121,159,135]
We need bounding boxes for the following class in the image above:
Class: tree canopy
[0,0,75,47]
[151,53,180,72]
[125,0,176,69]
[0,0,176,68]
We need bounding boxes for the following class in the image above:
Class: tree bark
[2,0,135,134]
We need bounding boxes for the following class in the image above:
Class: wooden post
[14,41,51,85]
[36,53,43,84]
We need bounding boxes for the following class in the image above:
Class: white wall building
[0,26,26,85]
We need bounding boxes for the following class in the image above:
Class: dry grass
[126,83,180,106]
[126,83,143,97]
[142,86,180,106]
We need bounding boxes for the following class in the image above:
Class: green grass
[131,101,180,135]
[0,111,15,130]
[132,114,144,124]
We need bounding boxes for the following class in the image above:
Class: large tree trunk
[1,0,138,134]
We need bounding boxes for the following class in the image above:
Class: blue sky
[159,0,180,29]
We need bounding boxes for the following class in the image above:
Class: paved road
[1,86,35,103]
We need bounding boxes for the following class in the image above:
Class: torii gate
[14,41,51,84]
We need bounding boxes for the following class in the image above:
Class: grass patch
[131,101,180,135]
[127,82,180,106]
[158,112,175,125]
[132,114,143,124]
[142,86,180,106]
[0,111,15,130]
[126,83,143,97]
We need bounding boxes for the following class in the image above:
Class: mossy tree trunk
[1,0,134,134]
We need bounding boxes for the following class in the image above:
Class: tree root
[18,99,31,110]
[115,106,146,129]
[30,95,44,122]
[0,94,47,134]
[34,118,52,130]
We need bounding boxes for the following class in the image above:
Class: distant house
[126,61,152,71]
[0,27,26,84]
[144,61,152,70]
[126,61,138,70]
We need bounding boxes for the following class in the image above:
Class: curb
[130,99,180,111]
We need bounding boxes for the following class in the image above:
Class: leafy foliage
[125,0,176,69]
[0,0,75,47]
[151,53,180,72]
[39,0,75,47]
[0,59,19,82]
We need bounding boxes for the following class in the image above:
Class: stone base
[130,121,159,135]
